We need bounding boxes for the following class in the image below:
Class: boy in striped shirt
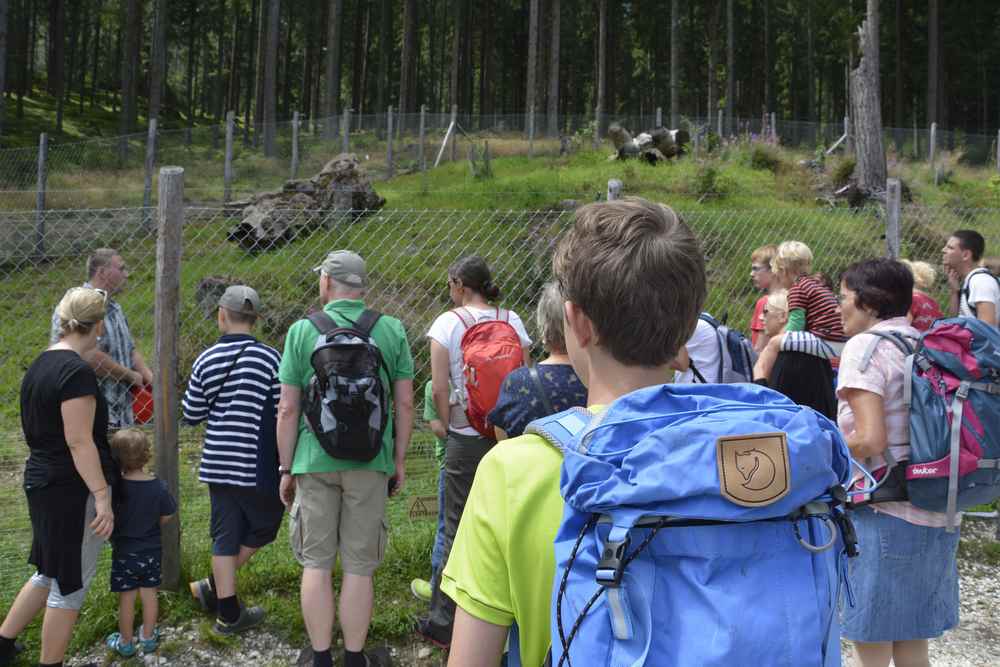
[182,285,283,635]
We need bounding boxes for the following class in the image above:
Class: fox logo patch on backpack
[302,309,388,462]
[454,307,524,438]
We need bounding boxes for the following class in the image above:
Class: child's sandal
[105,632,137,658]
[138,625,160,653]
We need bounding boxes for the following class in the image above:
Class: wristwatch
[278,465,292,476]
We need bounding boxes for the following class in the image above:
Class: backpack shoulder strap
[859,330,915,373]
[451,307,475,329]
[353,309,382,338]
[524,407,594,455]
[307,311,338,335]
[496,307,511,323]
[528,366,555,415]
[961,268,996,315]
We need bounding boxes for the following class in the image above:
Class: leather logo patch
[716,432,791,507]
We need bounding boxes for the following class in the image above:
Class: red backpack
[454,307,525,438]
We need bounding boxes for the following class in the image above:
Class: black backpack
[303,309,388,462]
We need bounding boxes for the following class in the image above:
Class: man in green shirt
[277,250,414,667]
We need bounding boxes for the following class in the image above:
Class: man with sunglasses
[50,248,153,429]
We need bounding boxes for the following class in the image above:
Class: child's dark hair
[111,428,152,472]
[449,255,501,301]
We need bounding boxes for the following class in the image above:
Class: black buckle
[595,537,629,588]
[834,512,859,558]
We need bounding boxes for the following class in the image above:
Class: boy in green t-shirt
[438,199,706,666]
[410,380,448,602]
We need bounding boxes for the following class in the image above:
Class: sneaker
[414,617,451,650]
[409,578,432,602]
[105,632,137,658]
[189,577,218,613]
[137,624,161,653]
[213,604,266,635]
[0,640,25,666]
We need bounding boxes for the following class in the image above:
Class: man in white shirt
[672,316,720,383]
[943,230,999,327]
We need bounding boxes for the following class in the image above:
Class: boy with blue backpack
[442,198,854,667]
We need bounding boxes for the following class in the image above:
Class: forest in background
[0,0,995,144]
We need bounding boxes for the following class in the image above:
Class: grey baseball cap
[218,285,261,315]
[313,250,367,288]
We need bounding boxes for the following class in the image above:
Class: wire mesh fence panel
[2,202,999,604]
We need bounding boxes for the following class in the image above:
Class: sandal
[137,625,160,653]
[105,632,137,658]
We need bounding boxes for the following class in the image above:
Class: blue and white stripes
[182,335,280,487]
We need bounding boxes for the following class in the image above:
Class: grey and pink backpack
[868,317,1000,530]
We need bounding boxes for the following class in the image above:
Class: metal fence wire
[1,203,999,604]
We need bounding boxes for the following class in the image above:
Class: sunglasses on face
[751,265,771,273]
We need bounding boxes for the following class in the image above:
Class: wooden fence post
[386,106,395,177]
[143,119,157,214]
[419,104,427,171]
[656,106,662,128]
[154,165,184,592]
[341,108,350,154]
[528,105,535,157]
[930,122,938,185]
[450,104,459,162]
[593,105,601,150]
[607,178,622,201]
[34,133,47,258]
[224,111,235,202]
[886,178,901,259]
[717,108,723,138]
[291,111,300,180]
[770,112,777,142]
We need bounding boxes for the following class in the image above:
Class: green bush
[691,163,724,198]
[749,144,784,173]
[831,157,856,187]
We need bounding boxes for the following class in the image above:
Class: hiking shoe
[0,640,25,666]
[213,604,266,635]
[189,577,218,613]
[137,624,160,653]
[414,618,451,650]
[409,578,432,602]
[105,632,137,658]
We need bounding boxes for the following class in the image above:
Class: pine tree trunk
[399,0,417,122]
[547,0,560,136]
[120,0,140,135]
[77,0,89,115]
[449,0,461,110]
[376,0,390,118]
[244,0,257,139]
[526,0,538,118]
[0,0,7,136]
[894,0,903,129]
[149,0,167,120]
[324,0,342,132]
[806,0,814,122]
[725,0,733,133]
[262,0,279,156]
[597,0,606,127]
[89,0,101,110]
[926,0,937,124]
[48,0,65,97]
[763,0,770,114]
[254,0,267,140]
[670,0,679,128]
[850,0,886,194]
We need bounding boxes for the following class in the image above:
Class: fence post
[224,111,235,202]
[386,106,395,177]
[607,178,622,201]
[930,122,938,185]
[656,106,662,128]
[593,105,600,150]
[528,105,535,158]
[717,108,723,138]
[291,111,300,180]
[143,118,157,214]
[886,178,901,259]
[450,104,459,162]
[340,108,351,154]
[770,112,777,142]
[154,165,184,592]
[419,104,427,170]
[34,132,47,258]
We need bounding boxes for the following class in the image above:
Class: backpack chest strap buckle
[595,536,630,588]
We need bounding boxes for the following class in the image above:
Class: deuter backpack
[699,312,758,383]
[454,307,525,438]
[900,317,1000,529]
[302,309,388,462]
[520,383,856,667]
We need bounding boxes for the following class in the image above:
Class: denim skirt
[841,506,960,642]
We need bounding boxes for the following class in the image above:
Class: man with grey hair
[277,251,414,667]
[50,248,153,429]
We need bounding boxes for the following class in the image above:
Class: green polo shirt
[279,299,414,475]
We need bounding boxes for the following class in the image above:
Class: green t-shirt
[422,380,446,468]
[279,299,414,475]
[440,407,602,667]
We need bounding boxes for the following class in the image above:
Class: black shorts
[111,550,162,592]
[209,484,285,557]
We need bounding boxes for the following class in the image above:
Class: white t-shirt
[674,318,720,384]
[426,306,532,435]
[960,270,1000,321]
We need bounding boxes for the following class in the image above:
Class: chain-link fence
[2,200,998,605]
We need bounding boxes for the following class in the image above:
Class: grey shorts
[30,494,107,610]
[290,470,388,576]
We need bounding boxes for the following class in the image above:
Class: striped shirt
[787,275,846,342]
[182,334,281,487]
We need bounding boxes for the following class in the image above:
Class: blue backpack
[697,313,758,383]
[524,383,855,667]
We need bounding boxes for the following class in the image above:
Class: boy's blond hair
[766,290,789,314]
[553,198,706,366]
[111,428,152,473]
[771,241,813,278]
[751,244,778,266]
[900,259,937,291]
